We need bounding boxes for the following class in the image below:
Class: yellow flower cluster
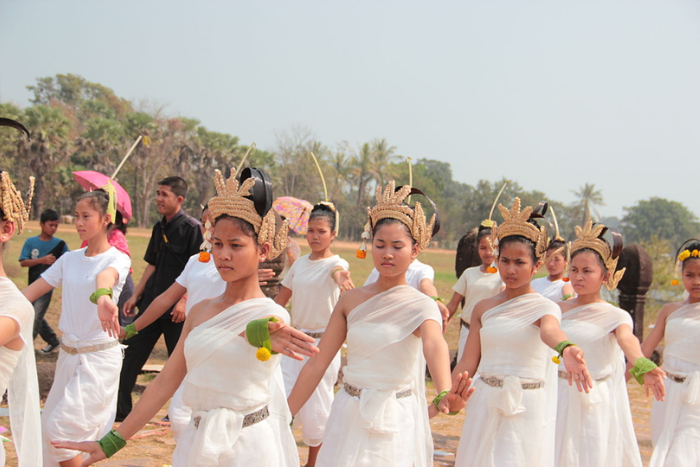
[678,249,699,262]
[256,347,272,361]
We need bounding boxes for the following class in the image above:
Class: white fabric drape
[0,277,42,466]
[173,297,298,467]
[650,302,700,467]
[555,302,641,467]
[317,285,441,467]
[456,293,560,467]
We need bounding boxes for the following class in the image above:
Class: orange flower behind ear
[356,250,367,259]
[198,251,210,262]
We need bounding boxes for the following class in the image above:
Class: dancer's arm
[452,299,486,379]
[95,267,121,338]
[539,314,592,392]
[121,282,187,337]
[640,303,677,358]
[419,278,449,331]
[445,291,465,321]
[274,286,292,307]
[615,323,665,400]
[287,295,349,415]
[123,264,155,316]
[22,277,54,302]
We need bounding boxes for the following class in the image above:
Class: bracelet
[629,357,658,385]
[431,296,445,304]
[124,323,138,340]
[97,429,126,458]
[562,293,573,301]
[89,287,113,304]
[246,317,279,361]
[552,340,575,364]
[432,390,459,415]
[330,266,345,279]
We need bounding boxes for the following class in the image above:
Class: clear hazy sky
[1,0,699,219]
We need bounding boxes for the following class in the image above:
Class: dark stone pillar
[616,244,653,341]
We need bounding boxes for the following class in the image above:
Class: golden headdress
[491,197,550,260]
[571,219,625,291]
[480,182,508,229]
[0,171,34,235]
[364,181,437,251]
[208,167,289,260]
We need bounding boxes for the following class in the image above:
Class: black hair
[157,176,188,199]
[548,238,568,258]
[110,211,128,235]
[476,226,492,243]
[77,189,113,228]
[40,209,60,223]
[309,203,336,232]
[372,218,416,245]
[679,240,700,271]
[214,214,258,244]
[571,247,606,269]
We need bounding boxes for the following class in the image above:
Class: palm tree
[572,183,605,225]
[369,138,398,186]
[352,142,374,208]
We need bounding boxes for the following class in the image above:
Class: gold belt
[60,339,119,355]
[558,371,611,383]
[460,320,470,330]
[343,382,412,399]
[481,375,543,390]
[666,371,687,384]
[193,405,269,430]
[294,327,324,339]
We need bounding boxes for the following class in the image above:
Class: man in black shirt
[116,176,203,420]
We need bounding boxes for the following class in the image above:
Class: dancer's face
[478,236,495,267]
[568,251,607,295]
[497,242,540,289]
[682,259,700,300]
[306,217,335,253]
[371,222,419,279]
[545,251,567,277]
[211,217,268,283]
[74,199,109,242]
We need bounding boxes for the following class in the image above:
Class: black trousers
[116,317,183,419]
[32,290,60,347]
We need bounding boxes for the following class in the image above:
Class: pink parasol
[72,171,133,221]
[272,196,313,235]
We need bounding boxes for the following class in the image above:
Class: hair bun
[239,167,272,217]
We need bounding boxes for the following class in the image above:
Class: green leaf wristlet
[97,429,126,458]
[246,317,279,361]
[89,287,113,304]
[124,323,138,340]
[629,357,658,385]
[552,340,575,364]
[432,390,459,415]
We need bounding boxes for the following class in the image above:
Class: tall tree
[621,197,699,246]
[571,183,605,225]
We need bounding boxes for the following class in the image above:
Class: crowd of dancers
[0,130,698,466]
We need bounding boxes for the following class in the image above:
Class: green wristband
[246,317,279,361]
[124,323,138,340]
[562,294,573,301]
[554,340,575,356]
[97,429,126,458]
[629,357,658,385]
[432,390,459,416]
[431,296,445,303]
[89,287,113,305]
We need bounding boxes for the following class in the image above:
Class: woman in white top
[447,225,503,361]
[531,238,574,302]
[23,189,131,467]
[554,220,664,467]
[275,202,352,466]
[643,239,700,467]
[0,169,42,466]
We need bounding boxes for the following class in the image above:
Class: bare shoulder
[472,291,506,321]
[659,301,685,321]
[185,297,218,330]
[558,299,579,314]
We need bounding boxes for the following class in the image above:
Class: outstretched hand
[644,366,666,401]
[563,346,593,393]
[438,371,475,415]
[50,440,105,466]
[258,268,275,286]
[334,270,355,293]
[97,295,120,339]
[268,321,320,361]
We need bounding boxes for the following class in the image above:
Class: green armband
[246,317,279,361]
[124,323,138,340]
[89,287,113,304]
[97,429,126,458]
[431,296,445,303]
[552,340,575,364]
[629,357,658,385]
[562,293,573,301]
[432,390,459,415]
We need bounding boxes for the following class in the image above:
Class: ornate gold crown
[571,219,625,291]
[208,168,288,260]
[367,181,435,250]
[491,197,549,259]
[0,172,34,235]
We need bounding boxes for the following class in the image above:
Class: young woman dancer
[23,189,131,467]
[446,223,503,361]
[644,239,700,467]
[53,167,318,466]
[454,198,592,467]
[555,220,664,467]
[532,238,575,302]
[288,182,473,467]
[275,202,352,466]
[0,169,42,466]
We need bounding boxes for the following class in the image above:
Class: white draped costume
[173,297,299,467]
[456,293,560,467]
[649,302,700,467]
[555,302,641,467]
[316,285,441,467]
[0,277,42,466]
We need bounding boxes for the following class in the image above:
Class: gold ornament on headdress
[571,219,625,291]
[0,172,35,235]
[208,167,289,260]
[543,207,565,265]
[481,182,507,229]
[491,197,549,260]
[308,152,339,234]
[366,181,435,251]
